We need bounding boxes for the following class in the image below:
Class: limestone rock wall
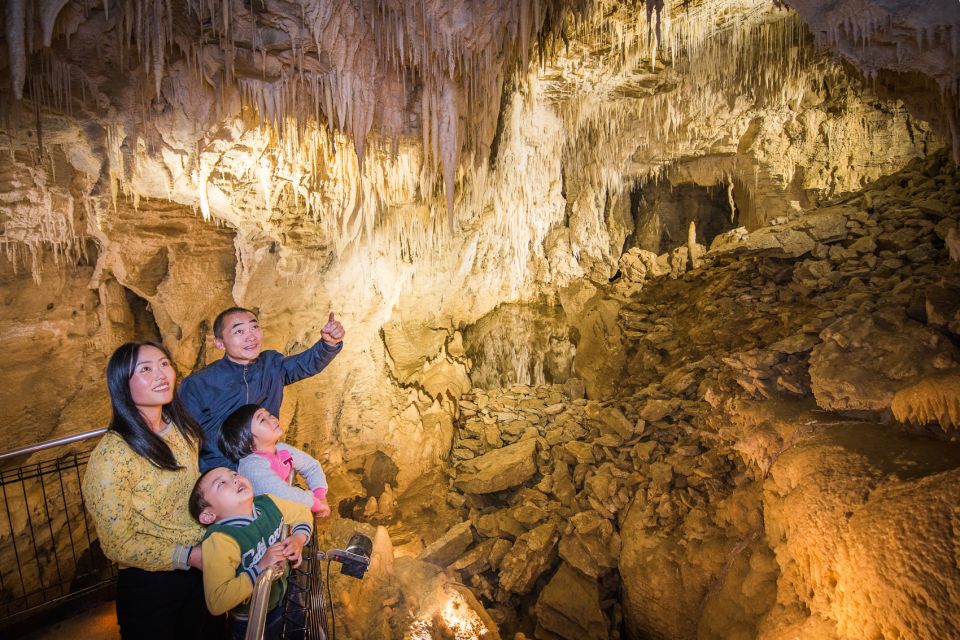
[0,0,945,475]
[782,0,960,160]
[0,4,958,635]
[337,150,958,640]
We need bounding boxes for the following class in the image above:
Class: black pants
[116,567,226,640]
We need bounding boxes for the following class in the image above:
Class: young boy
[189,467,313,640]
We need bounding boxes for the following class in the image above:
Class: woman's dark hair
[107,341,204,471]
[218,404,260,464]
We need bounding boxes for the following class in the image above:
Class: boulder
[598,407,634,439]
[499,523,560,594]
[475,509,528,539]
[619,482,765,640]
[640,398,681,422]
[808,310,960,413]
[449,538,500,576]
[558,510,621,579]
[533,563,608,640]
[419,521,474,567]
[799,208,850,243]
[454,438,539,494]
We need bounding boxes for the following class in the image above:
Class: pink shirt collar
[253,448,293,481]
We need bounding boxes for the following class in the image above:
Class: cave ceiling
[0,0,957,451]
[1,0,957,265]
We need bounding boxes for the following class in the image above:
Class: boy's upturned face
[197,468,254,525]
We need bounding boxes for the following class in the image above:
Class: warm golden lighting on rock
[406,589,491,640]
[2,0,960,638]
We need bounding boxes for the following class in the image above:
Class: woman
[83,341,224,639]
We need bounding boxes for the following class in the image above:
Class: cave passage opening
[629,180,738,255]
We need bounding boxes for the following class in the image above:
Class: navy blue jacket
[180,340,342,472]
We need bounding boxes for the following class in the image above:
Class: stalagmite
[687,221,701,269]
[363,496,379,519]
[368,525,395,580]
[947,226,960,262]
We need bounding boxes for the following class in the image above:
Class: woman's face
[129,345,176,409]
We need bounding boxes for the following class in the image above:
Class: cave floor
[21,600,118,640]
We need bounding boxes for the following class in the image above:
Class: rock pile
[397,150,960,640]
[398,381,742,639]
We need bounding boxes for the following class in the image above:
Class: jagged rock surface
[1,1,959,638]
[321,151,960,640]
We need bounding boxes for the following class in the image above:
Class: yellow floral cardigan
[83,424,205,571]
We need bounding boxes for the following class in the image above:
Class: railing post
[244,564,283,640]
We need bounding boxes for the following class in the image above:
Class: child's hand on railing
[312,487,331,518]
[257,542,287,573]
[281,532,309,569]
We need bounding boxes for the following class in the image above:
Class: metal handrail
[0,426,116,631]
[245,564,284,640]
[0,428,107,462]
[244,524,329,640]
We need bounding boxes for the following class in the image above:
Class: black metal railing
[0,429,115,631]
[0,429,332,639]
[245,527,331,640]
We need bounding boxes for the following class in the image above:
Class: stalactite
[39,0,70,47]
[6,0,27,100]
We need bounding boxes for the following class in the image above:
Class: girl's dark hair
[218,404,260,464]
[107,341,204,471]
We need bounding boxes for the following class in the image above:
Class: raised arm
[280,312,344,384]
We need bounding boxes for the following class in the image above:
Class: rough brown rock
[419,521,475,567]
[764,423,960,640]
[808,310,959,413]
[454,438,539,494]
[533,563,608,640]
[498,523,560,595]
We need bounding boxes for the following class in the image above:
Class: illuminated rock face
[1,1,960,638]
[1,0,943,458]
